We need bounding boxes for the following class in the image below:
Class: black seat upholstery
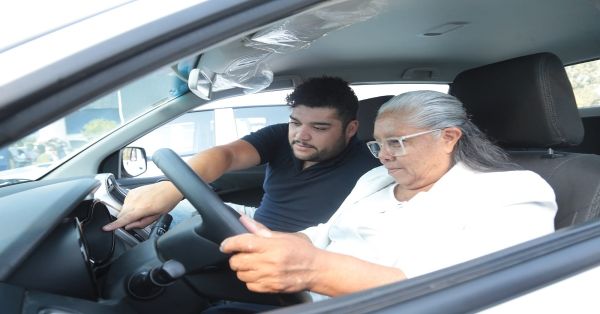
[356,95,393,141]
[451,52,600,229]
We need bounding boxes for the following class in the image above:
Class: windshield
[0,65,187,186]
[0,0,131,52]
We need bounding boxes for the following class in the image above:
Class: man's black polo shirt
[242,123,380,232]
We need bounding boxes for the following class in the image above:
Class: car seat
[357,95,393,142]
[450,52,600,229]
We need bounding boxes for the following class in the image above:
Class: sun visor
[189,0,386,99]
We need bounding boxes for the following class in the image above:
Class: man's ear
[441,127,462,153]
[345,120,359,138]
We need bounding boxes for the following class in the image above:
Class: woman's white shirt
[301,162,557,301]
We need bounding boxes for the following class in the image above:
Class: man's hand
[103,181,183,231]
[220,216,320,293]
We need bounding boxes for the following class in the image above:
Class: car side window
[565,59,600,108]
[233,106,291,138]
[131,84,449,178]
[132,110,216,160]
[132,101,290,177]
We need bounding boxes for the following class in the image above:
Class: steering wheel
[152,148,311,305]
[152,148,247,243]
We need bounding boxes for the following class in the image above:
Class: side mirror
[121,147,147,177]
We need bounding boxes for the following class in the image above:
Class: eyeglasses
[366,129,441,158]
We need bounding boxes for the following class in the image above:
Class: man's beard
[290,138,347,162]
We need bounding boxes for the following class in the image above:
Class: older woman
[220,90,557,303]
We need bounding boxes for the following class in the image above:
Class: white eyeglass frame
[366,129,442,158]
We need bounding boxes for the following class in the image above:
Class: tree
[82,119,118,140]
[565,60,600,107]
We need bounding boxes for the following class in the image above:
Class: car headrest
[450,52,583,148]
[356,95,393,141]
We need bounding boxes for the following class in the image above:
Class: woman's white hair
[378,90,516,171]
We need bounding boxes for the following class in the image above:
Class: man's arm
[186,139,262,183]
[103,140,260,231]
[221,216,406,296]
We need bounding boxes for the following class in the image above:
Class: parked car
[1,0,600,313]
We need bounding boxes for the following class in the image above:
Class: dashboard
[0,174,143,301]
[0,177,101,298]
[0,172,305,313]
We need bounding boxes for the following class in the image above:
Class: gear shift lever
[127,259,186,299]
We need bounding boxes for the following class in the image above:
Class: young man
[103,76,380,232]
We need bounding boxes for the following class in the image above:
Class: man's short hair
[286,76,359,127]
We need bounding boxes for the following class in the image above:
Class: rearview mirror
[121,147,147,177]
[188,68,214,100]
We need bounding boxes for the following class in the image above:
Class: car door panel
[115,165,266,208]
